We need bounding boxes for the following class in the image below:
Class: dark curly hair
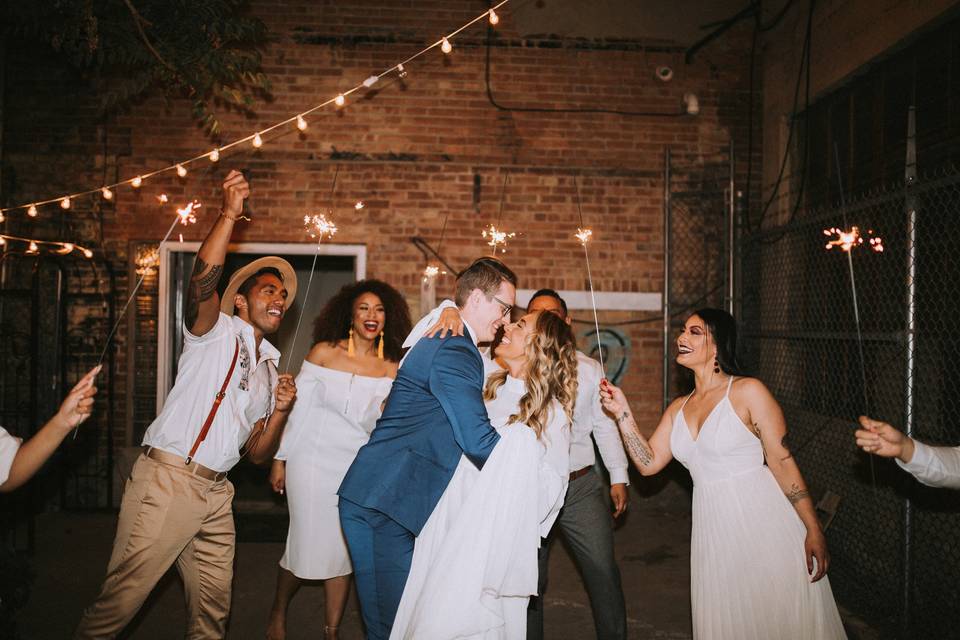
[312,279,412,363]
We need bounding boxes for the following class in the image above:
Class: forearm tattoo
[186,257,223,327]
[621,429,653,467]
[786,483,810,504]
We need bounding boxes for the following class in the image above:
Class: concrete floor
[15,470,876,639]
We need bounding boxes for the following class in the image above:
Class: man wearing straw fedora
[76,170,298,639]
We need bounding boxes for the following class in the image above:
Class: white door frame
[156,241,367,413]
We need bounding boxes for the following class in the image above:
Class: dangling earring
[377,331,385,360]
[713,358,721,374]
[348,328,356,358]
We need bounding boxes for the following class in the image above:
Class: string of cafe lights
[0,1,510,222]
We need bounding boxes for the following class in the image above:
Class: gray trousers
[527,468,627,640]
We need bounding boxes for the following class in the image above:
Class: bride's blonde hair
[483,311,579,439]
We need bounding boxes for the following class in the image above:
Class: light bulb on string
[101,187,114,200]
[297,115,308,131]
[157,194,169,204]
[0,237,6,247]
[363,75,379,88]
[253,133,263,148]
[177,164,188,177]
[55,243,74,255]
[27,205,38,218]
[397,63,407,78]
[0,212,5,224]
[441,37,452,54]
[82,248,93,258]
[60,197,71,210]
[488,9,499,24]
[335,94,346,107]
[131,176,143,188]
[355,201,365,210]
[27,241,39,254]
[209,148,220,162]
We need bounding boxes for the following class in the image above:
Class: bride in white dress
[390,310,579,640]
[601,308,846,640]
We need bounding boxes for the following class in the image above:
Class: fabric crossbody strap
[186,336,241,464]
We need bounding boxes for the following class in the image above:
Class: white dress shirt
[142,313,279,472]
[897,440,960,489]
[0,427,22,486]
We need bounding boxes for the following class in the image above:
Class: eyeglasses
[492,295,513,318]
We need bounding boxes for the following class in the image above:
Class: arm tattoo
[786,483,810,504]
[185,257,223,327]
[620,426,654,467]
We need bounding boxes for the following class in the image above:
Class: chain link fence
[739,168,960,638]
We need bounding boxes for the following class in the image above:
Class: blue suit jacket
[338,328,501,535]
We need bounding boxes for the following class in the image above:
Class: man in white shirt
[523,289,629,640]
[76,170,298,639]
[0,365,99,492]
[856,415,960,489]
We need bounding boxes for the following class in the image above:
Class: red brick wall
[2,1,757,468]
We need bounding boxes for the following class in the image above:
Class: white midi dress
[275,362,393,579]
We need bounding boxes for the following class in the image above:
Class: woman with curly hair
[266,279,412,640]
[390,310,579,639]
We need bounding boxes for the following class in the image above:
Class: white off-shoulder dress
[275,362,393,579]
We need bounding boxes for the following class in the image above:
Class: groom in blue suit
[339,257,518,639]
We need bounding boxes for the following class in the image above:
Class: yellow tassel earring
[377,331,385,360]
[348,328,356,358]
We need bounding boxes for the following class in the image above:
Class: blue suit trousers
[339,497,415,640]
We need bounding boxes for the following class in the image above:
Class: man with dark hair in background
[76,170,298,639]
[338,257,518,639]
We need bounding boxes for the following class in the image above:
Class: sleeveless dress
[670,378,846,639]
[274,362,393,579]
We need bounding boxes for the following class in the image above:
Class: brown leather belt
[569,466,593,482]
[143,446,227,482]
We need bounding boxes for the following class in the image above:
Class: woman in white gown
[266,280,412,640]
[390,310,580,640]
[601,308,846,640]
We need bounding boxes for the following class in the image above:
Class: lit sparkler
[823,226,883,253]
[304,212,339,242]
[575,226,605,373]
[482,224,516,254]
[177,200,202,226]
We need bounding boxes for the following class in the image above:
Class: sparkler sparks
[304,212,339,242]
[176,200,202,226]
[823,226,884,253]
[575,228,593,244]
[482,224,516,253]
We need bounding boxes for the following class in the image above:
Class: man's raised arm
[186,169,249,336]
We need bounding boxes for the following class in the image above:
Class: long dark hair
[692,308,747,376]
[312,279,412,363]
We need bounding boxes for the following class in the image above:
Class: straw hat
[220,256,298,314]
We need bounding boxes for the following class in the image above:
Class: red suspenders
[185,337,241,465]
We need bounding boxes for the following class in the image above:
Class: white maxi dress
[390,375,570,640]
[672,377,847,639]
[275,362,393,579]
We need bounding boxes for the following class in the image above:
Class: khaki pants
[75,454,235,639]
